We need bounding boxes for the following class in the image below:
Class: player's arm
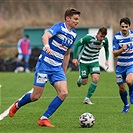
[42,23,61,55]
[72,40,82,66]
[104,38,109,69]
[72,35,88,66]
[62,48,71,74]
[104,38,109,61]
[113,36,127,57]
[42,32,52,55]
[17,40,22,54]
[28,41,31,55]
[73,36,88,59]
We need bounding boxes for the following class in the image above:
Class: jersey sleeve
[73,35,90,59]
[17,39,22,54]
[103,38,109,60]
[113,35,119,50]
[47,23,61,36]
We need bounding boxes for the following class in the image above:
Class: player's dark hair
[64,7,81,20]
[98,27,107,36]
[25,34,29,38]
[120,17,131,26]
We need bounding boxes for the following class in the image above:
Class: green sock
[86,82,97,98]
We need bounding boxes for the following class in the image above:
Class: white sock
[40,116,48,120]
[16,103,19,109]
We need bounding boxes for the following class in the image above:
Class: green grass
[0,71,133,133]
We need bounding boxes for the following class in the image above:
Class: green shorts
[79,62,100,78]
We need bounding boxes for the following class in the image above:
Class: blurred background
[0,0,133,72]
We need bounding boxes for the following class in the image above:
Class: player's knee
[126,79,133,86]
[126,74,133,86]
[82,79,88,85]
[62,91,68,97]
[59,90,68,100]
[82,81,87,85]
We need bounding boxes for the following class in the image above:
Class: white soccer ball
[17,66,24,72]
[79,112,95,128]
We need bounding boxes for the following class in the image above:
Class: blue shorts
[33,60,66,87]
[116,65,133,84]
[18,54,30,61]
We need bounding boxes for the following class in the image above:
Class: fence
[0,26,114,72]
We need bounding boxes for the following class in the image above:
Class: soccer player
[72,27,109,104]
[14,34,31,73]
[113,17,133,113]
[9,7,81,127]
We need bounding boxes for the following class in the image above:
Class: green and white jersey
[73,34,109,64]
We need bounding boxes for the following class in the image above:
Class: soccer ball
[17,66,24,72]
[79,112,95,128]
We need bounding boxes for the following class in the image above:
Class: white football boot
[83,97,93,104]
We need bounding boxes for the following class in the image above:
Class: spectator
[14,34,31,73]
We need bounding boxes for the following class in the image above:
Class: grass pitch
[0,71,133,133]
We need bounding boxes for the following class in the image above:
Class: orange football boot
[9,100,19,117]
[38,119,55,128]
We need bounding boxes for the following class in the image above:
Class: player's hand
[105,60,109,70]
[121,44,127,52]
[72,59,78,66]
[45,44,52,55]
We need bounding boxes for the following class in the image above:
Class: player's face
[66,14,80,30]
[96,32,106,42]
[120,22,130,36]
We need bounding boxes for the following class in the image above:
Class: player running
[72,27,109,104]
[9,7,81,127]
[113,17,133,113]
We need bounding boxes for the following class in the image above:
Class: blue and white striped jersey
[39,22,77,67]
[113,30,133,67]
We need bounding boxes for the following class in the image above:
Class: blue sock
[16,62,21,68]
[43,96,63,118]
[18,93,32,107]
[119,90,128,105]
[25,62,29,69]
